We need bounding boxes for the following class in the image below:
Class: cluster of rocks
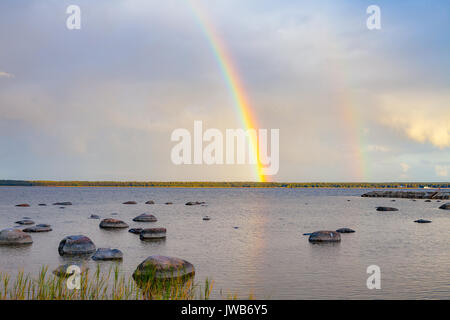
[361,190,449,200]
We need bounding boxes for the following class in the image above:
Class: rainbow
[185,0,267,182]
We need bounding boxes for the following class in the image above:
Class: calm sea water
[0,186,448,299]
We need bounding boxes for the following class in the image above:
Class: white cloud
[0,71,14,78]
[379,93,450,149]
[435,165,448,177]
[400,162,410,173]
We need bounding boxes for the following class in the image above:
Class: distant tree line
[0,180,448,188]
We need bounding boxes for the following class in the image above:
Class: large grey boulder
[58,235,96,256]
[133,213,157,222]
[92,248,123,261]
[140,228,166,240]
[99,218,129,229]
[308,230,341,243]
[0,228,33,245]
[132,255,195,283]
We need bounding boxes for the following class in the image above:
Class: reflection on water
[0,186,449,299]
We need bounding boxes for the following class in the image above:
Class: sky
[0,0,449,182]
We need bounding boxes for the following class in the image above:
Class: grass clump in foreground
[0,265,213,300]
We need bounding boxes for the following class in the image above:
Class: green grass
[0,266,213,300]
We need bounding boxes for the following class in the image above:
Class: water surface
[0,187,448,299]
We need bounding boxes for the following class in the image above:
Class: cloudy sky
[0,0,449,182]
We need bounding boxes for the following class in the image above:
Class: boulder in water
[23,224,52,233]
[132,255,195,283]
[53,202,72,206]
[15,219,34,225]
[128,228,143,235]
[336,228,355,233]
[92,248,123,261]
[123,201,137,205]
[308,230,341,243]
[15,203,30,207]
[53,263,88,277]
[376,207,399,211]
[414,219,432,223]
[0,228,33,245]
[145,200,155,205]
[89,214,100,219]
[140,228,166,240]
[185,201,206,206]
[38,204,47,206]
[99,218,129,229]
[202,216,211,221]
[164,202,173,205]
[133,213,157,222]
[58,235,96,256]
[438,203,450,210]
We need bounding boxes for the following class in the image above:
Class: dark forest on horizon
[0,180,449,188]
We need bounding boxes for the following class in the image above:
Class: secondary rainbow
[185,0,267,182]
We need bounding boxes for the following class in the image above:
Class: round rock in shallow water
[376,206,399,212]
[99,218,129,229]
[308,231,341,243]
[92,248,123,261]
[414,219,432,223]
[53,263,88,277]
[133,255,195,283]
[129,228,143,235]
[133,213,157,222]
[15,219,34,225]
[336,228,355,233]
[0,228,33,245]
[58,235,96,256]
[23,224,52,233]
[438,203,450,210]
[140,228,166,240]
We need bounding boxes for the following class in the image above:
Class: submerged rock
[15,219,35,225]
[202,216,211,221]
[0,228,33,245]
[99,218,129,229]
[53,202,72,206]
[53,263,88,277]
[376,207,399,211]
[23,224,52,233]
[15,203,30,207]
[38,204,47,206]
[414,219,432,223]
[133,213,157,222]
[164,202,173,205]
[145,200,155,205]
[424,200,432,202]
[336,228,355,233]
[438,203,450,210]
[308,230,341,243]
[89,214,100,219]
[92,248,123,261]
[58,235,96,256]
[132,255,195,283]
[128,228,143,234]
[123,201,137,205]
[140,228,167,240]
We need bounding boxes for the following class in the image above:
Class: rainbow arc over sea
[186,0,267,182]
